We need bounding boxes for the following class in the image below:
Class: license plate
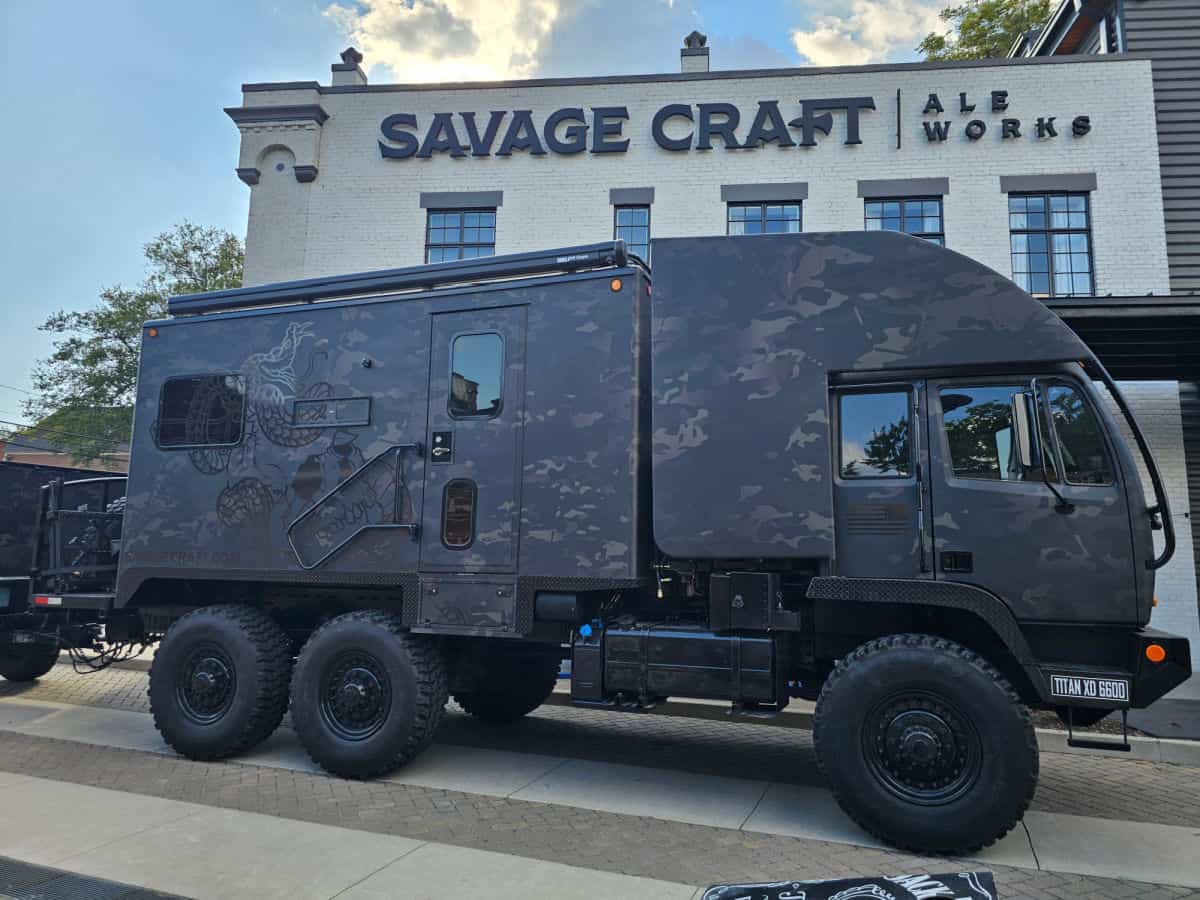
[1049,674,1129,703]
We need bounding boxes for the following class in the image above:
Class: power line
[0,420,125,449]
[0,384,31,395]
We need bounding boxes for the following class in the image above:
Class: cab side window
[838,391,911,478]
[940,385,1028,481]
[1045,384,1113,485]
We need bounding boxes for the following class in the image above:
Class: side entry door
[832,384,929,578]
[927,377,1136,623]
[420,307,526,572]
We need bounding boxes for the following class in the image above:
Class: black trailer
[1,234,1191,855]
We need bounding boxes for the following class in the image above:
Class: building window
[864,198,944,245]
[449,332,503,418]
[157,375,245,448]
[425,209,496,263]
[727,203,801,236]
[838,391,912,479]
[614,205,650,261]
[1009,193,1093,297]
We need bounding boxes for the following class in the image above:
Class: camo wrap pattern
[649,232,1095,560]
[116,269,649,607]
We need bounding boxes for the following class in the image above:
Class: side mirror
[1010,391,1039,470]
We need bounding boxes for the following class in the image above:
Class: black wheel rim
[176,643,237,725]
[320,651,391,741]
[863,690,982,805]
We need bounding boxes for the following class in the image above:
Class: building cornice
[239,51,1148,98]
[225,104,329,126]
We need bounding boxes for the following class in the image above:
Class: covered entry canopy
[1049,296,1200,382]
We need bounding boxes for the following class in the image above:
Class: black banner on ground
[703,871,997,900]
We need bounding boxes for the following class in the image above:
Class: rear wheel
[290,611,447,779]
[149,605,292,760]
[453,649,561,723]
[813,633,1038,855]
[0,642,59,682]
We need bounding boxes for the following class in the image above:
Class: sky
[0,0,950,414]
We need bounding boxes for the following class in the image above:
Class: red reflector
[34,596,48,605]
[33,595,61,606]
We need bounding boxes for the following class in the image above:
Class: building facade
[226,38,1200,674]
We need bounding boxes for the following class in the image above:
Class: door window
[1044,384,1113,485]
[449,333,503,418]
[838,392,911,478]
[940,385,1029,481]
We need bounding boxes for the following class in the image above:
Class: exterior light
[1145,643,1167,664]
[610,278,622,292]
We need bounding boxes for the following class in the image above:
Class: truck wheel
[290,611,447,779]
[453,651,560,723]
[149,605,292,761]
[0,642,59,682]
[813,634,1038,855]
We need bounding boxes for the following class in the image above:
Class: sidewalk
[0,773,696,900]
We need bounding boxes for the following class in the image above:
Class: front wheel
[290,611,447,779]
[0,642,59,682]
[453,649,560,723]
[813,634,1038,855]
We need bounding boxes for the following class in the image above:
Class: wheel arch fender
[806,577,1050,704]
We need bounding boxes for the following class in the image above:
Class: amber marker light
[1145,643,1167,664]
[147,327,159,338]
[610,278,622,292]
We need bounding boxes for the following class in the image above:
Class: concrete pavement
[1,692,1199,889]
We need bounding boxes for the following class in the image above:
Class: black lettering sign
[496,110,546,156]
[743,100,795,148]
[1036,116,1057,138]
[959,91,976,113]
[591,106,630,153]
[923,121,951,142]
[697,102,741,150]
[965,119,987,140]
[790,96,875,146]
[544,107,587,154]
[379,113,419,159]
[651,103,693,151]
[923,93,944,114]
[991,90,1009,112]
[417,112,466,158]
[461,111,506,157]
[1073,115,1092,136]
[1001,118,1021,139]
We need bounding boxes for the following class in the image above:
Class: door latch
[431,431,453,463]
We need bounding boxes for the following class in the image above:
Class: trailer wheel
[290,611,447,779]
[149,605,292,760]
[0,642,59,682]
[813,633,1038,855]
[453,650,560,723]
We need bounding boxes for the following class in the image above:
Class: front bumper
[1038,627,1191,710]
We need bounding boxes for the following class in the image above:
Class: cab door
[420,307,526,572]
[832,384,928,578]
[927,376,1136,623]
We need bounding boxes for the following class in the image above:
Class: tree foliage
[22,222,244,461]
[918,0,1054,61]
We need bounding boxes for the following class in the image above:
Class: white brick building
[226,40,1200,679]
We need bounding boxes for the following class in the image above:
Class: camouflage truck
[0,234,1191,854]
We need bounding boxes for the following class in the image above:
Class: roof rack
[168,241,634,317]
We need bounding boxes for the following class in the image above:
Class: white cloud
[790,0,947,67]
[324,0,574,83]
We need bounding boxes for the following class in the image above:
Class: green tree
[918,0,1053,61]
[21,222,244,460]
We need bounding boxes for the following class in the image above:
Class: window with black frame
[1008,193,1093,297]
[727,202,801,235]
[157,375,245,448]
[864,197,944,244]
[425,209,496,263]
[1043,383,1113,485]
[614,205,650,261]
[839,392,912,479]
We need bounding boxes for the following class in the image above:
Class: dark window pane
[426,208,497,263]
[158,375,245,448]
[1046,385,1112,484]
[839,392,911,478]
[941,385,1027,481]
[442,479,477,548]
[450,333,503,418]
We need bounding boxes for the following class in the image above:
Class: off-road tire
[453,652,560,723]
[813,633,1038,855]
[1055,706,1112,729]
[149,605,293,761]
[290,611,447,779]
[0,642,59,682]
